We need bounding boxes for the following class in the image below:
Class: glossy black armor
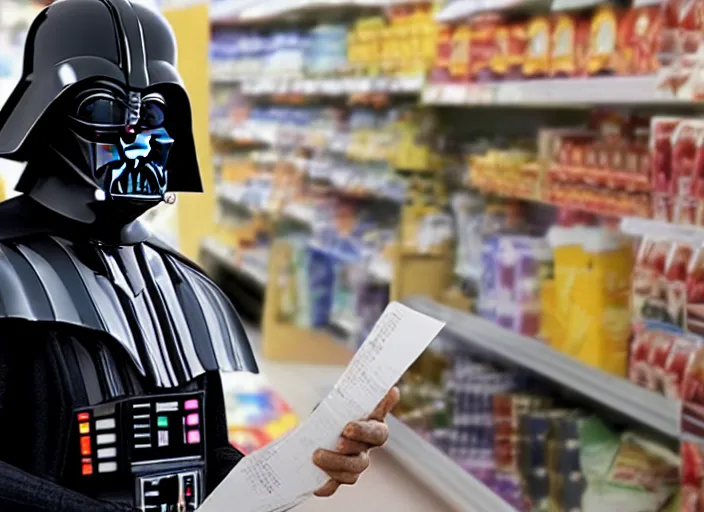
[0,1,256,510]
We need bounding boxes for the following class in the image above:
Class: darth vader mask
[69,83,174,201]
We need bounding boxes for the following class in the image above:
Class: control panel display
[130,396,204,465]
[137,470,200,511]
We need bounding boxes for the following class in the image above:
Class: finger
[325,471,360,486]
[342,420,389,447]
[313,449,370,474]
[314,479,340,498]
[336,437,370,455]
[368,386,400,421]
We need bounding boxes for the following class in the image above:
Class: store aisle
[221,326,454,512]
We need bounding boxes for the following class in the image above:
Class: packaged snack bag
[651,117,682,194]
[659,0,681,57]
[687,244,704,335]
[587,6,620,75]
[632,237,670,323]
[630,327,656,387]
[430,23,453,83]
[682,346,704,404]
[664,336,699,398]
[646,330,676,392]
[524,16,552,77]
[548,226,589,352]
[567,228,632,375]
[671,120,704,197]
[690,128,704,199]
[681,441,704,512]
[679,0,704,56]
[551,14,577,77]
[664,242,695,328]
[506,23,527,79]
[469,17,499,82]
[449,24,470,82]
[624,6,663,75]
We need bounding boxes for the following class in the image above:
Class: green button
[157,416,168,428]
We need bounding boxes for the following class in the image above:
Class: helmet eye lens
[77,95,126,126]
[142,101,165,128]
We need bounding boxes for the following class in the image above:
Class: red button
[82,463,93,476]
[80,436,91,456]
[77,412,90,422]
[186,488,192,497]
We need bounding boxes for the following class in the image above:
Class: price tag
[275,78,289,95]
[422,84,442,104]
[359,78,373,93]
[442,84,467,105]
[496,83,521,104]
[551,0,600,9]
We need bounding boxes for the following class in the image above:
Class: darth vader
[0,0,396,511]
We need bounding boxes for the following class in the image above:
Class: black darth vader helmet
[0,0,203,224]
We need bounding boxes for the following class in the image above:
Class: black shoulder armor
[0,234,258,388]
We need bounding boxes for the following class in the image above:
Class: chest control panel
[71,392,205,509]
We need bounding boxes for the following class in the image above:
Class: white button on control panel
[98,462,117,473]
[96,433,116,445]
[97,447,117,459]
[95,418,116,431]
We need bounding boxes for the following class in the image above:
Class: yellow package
[539,279,558,345]
[561,228,632,376]
[524,16,552,77]
[579,230,632,376]
[548,226,590,352]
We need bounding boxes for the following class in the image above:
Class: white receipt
[198,302,445,512]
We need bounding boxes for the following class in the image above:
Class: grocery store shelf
[385,416,516,512]
[404,296,680,438]
[211,75,425,96]
[621,216,704,243]
[282,202,318,226]
[211,0,423,23]
[435,0,548,22]
[422,76,686,106]
[329,314,359,335]
[201,237,269,288]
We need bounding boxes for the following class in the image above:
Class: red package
[659,0,681,55]
[664,242,694,328]
[683,440,704,487]
[651,117,681,193]
[688,246,704,335]
[430,24,453,83]
[664,336,699,398]
[679,0,704,55]
[624,6,663,75]
[469,17,500,82]
[633,238,671,321]
[646,330,676,392]
[691,129,704,199]
[672,120,704,196]
[629,327,656,387]
[682,346,704,403]
[653,193,673,222]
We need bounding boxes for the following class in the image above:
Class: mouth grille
[110,163,163,198]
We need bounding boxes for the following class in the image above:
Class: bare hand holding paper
[198,302,445,512]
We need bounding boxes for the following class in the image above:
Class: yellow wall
[163,4,214,260]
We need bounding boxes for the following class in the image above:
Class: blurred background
[0,0,701,510]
